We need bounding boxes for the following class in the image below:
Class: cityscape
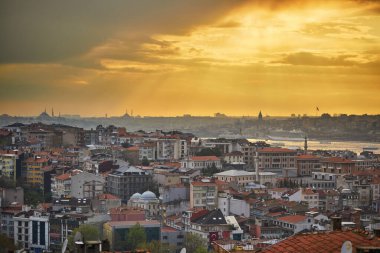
[1,1,380,253]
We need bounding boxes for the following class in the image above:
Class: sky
[1,0,380,117]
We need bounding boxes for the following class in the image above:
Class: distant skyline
[1,0,380,117]
[1,109,379,118]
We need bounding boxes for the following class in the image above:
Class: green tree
[0,233,18,253]
[196,148,222,157]
[201,163,220,177]
[23,186,44,206]
[184,233,208,253]
[142,240,175,253]
[127,223,147,251]
[68,224,100,251]
[194,247,208,253]
[0,176,16,188]
[141,156,150,166]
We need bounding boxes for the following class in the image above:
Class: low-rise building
[273,215,313,236]
[181,156,222,170]
[215,170,256,186]
[223,151,244,164]
[103,220,161,251]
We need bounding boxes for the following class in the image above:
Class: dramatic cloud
[0,0,380,116]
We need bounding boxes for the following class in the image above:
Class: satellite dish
[341,241,352,253]
[180,248,186,253]
[62,239,68,253]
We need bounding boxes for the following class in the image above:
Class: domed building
[128,190,160,218]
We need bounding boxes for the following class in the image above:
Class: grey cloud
[0,0,244,64]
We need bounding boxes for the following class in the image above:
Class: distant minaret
[52,108,54,117]
[258,110,263,121]
[304,136,308,154]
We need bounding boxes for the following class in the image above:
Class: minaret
[255,153,260,184]
[304,136,308,154]
[51,108,54,117]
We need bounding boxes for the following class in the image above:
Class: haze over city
[1,0,380,117]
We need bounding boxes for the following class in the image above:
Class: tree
[194,247,208,253]
[127,223,146,251]
[196,148,222,157]
[142,240,175,253]
[141,156,150,166]
[201,163,220,177]
[184,233,208,253]
[68,224,100,251]
[0,176,16,188]
[23,186,44,206]
[0,233,18,253]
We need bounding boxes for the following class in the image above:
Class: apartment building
[190,180,218,210]
[256,148,297,175]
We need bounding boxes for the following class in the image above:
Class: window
[163,236,168,240]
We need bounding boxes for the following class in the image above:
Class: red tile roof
[277,215,307,224]
[225,151,243,156]
[161,226,178,232]
[302,188,317,195]
[323,157,354,164]
[55,173,71,181]
[126,146,139,151]
[190,156,220,161]
[261,230,380,253]
[26,157,49,163]
[191,181,216,187]
[297,154,319,160]
[98,193,120,200]
[258,148,296,153]
[190,209,209,222]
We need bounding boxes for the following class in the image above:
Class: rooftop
[215,170,255,177]
[258,147,296,153]
[277,215,307,224]
[261,230,380,253]
[190,156,220,161]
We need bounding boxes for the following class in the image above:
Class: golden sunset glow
[0,0,379,116]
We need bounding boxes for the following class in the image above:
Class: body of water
[247,138,380,155]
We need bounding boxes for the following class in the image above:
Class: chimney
[352,208,362,229]
[331,216,342,231]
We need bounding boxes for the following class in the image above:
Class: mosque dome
[140,191,157,201]
[130,192,142,200]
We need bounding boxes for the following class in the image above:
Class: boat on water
[363,146,379,151]
[319,140,331,144]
